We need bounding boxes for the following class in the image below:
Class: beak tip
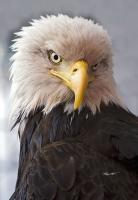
[73,103,81,111]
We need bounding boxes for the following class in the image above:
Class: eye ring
[47,50,62,64]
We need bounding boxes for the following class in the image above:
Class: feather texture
[10,15,123,122]
[10,103,138,200]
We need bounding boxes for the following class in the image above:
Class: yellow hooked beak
[50,60,93,110]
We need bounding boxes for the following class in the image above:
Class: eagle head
[10,15,122,118]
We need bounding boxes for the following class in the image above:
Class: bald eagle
[10,15,138,200]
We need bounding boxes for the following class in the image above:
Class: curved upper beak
[50,60,92,110]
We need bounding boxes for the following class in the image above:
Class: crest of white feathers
[10,14,123,121]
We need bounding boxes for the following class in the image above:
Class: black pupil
[54,54,59,60]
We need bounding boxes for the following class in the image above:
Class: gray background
[0,0,138,199]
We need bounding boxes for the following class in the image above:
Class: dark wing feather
[99,109,138,169]
[10,104,138,200]
[11,140,138,200]
[84,105,138,170]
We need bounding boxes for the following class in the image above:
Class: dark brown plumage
[10,103,138,200]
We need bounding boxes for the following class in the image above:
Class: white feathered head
[10,14,122,119]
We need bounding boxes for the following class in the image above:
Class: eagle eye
[91,58,107,72]
[92,63,98,72]
[47,50,62,64]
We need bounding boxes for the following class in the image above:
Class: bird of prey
[10,15,138,200]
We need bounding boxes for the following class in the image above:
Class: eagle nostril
[73,68,78,72]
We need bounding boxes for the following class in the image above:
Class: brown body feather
[10,103,138,200]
